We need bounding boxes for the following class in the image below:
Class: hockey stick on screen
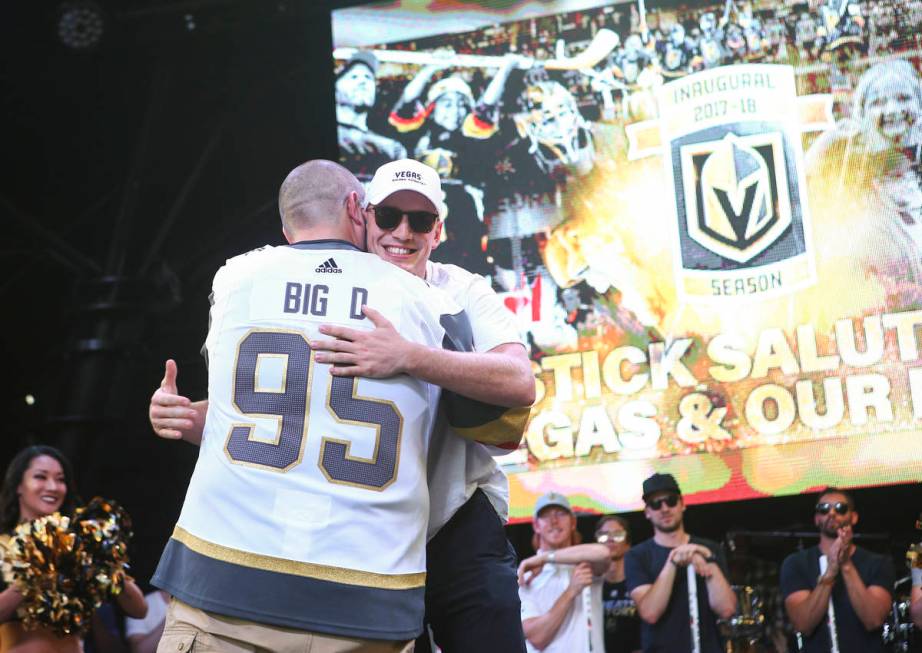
[637,0,650,43]
[334,29,619,72]
[544,29,619,70]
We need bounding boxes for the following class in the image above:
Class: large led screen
[331,0,922,520]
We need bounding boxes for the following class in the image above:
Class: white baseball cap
[365,159,447,219]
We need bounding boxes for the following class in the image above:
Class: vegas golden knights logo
[681,131,792,263]
[658,65,816,300]
[665,121,814,300]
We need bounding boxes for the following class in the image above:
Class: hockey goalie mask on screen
[515,81,595,178]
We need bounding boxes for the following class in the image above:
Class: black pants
[414,489,527,653]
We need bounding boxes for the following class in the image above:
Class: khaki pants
[157,598,414,653]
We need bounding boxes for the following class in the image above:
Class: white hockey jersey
[153,240,476,640]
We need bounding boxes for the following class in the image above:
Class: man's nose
[392,215,414,238]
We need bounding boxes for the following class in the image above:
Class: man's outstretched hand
[149,359,197,440]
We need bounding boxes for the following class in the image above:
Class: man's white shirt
[424,260,525,538]
[519,560,605,653]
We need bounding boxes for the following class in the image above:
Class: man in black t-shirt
[779,487,894,653]
[624,473,737,653]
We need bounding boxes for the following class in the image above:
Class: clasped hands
[820,526,854,583]
[668,544,716,578]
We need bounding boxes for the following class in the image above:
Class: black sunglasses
[815,501,850,516]
[647,494,680,510]
[372,205,439,234]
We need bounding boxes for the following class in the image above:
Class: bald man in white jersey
[151,160,533,652]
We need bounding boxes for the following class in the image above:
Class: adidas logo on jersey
[315,258,342,273]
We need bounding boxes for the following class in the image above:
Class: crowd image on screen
[335,0,922,358]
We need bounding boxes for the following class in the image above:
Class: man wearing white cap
[150,159,535,652]
[516,492,610,653]
[312,158,535,653]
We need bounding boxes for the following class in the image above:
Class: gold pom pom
[1,498,133,636]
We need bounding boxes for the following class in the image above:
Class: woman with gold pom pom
[0,445,147,653]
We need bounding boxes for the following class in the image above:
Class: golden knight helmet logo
[692,133,787,263]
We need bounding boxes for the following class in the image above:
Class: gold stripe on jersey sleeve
[172,526,426,589]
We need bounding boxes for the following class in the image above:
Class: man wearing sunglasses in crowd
[624,473,737,653]
[596,516,641,653]
[150,158,535,652]
[780,487,894,653]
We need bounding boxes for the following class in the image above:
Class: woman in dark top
[596,515,641,653]
[0,445,147,653]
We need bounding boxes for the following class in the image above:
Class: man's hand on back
[315,301,534,408]
[312,306,415,378]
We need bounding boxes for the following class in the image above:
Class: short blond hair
[278,160,363,233]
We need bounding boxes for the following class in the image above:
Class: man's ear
[431,220,444,249]
[345,191,364,227]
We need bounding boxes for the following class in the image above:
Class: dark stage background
[0,0,919,592]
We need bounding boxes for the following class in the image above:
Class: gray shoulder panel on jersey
[152,538,424,640]
[440,311,474,353]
